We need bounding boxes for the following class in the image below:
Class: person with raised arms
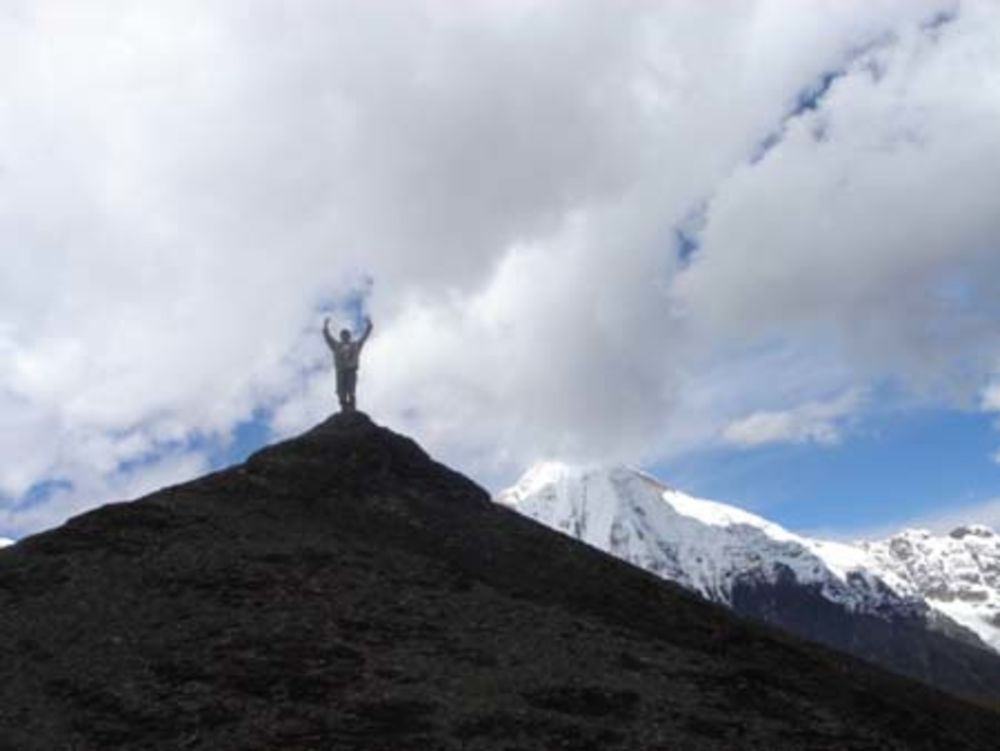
[323,316,373,412]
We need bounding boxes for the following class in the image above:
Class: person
[323,316,373,412]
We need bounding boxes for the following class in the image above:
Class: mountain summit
[3,414,1000,749]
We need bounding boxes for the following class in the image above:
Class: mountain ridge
[3,414,1000,749]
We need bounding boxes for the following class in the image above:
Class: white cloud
[0,447,209,540]
[722,391,862,448]
[673,1,1000,401]
[981,381,1000,413]
[3,0,1000,535]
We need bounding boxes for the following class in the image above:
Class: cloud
[981,381,1000,413]
[0,446,208,540]
[673,0,1000,401]
[3,0,1000,535]
[721,391,862,448]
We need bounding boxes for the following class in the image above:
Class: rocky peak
[950,524,997,540]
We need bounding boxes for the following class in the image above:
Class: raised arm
[359,316,373,346]
[322,317,337,351]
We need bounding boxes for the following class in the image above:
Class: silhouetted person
[323,316,373,412]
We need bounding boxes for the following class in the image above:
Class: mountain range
[4,413,1000,749]
[497,462,1000,704]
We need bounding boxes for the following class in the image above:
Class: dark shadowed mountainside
[1,412,999,750]
[729,569,1000,704]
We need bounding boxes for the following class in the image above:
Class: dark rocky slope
[1,412,999,750]
[729,569,1000,705]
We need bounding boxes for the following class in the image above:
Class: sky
[3,0,1000,541]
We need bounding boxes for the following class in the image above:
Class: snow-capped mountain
[860,526,1000,653]
[497,462,1000,673]
[497,462,925,619]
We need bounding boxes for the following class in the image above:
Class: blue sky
[111,381,999,544]
[172,403,1000,541]
[663,407,1000,537]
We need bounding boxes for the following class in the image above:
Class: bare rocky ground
[1,412,999,750]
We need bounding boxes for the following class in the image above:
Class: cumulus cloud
[673,0,1000,397]
[2,0,1000,535]
[722,391,862,448]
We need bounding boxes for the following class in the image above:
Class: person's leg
[344,369,358,411]
[336,368,349,411]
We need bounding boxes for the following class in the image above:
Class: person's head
[340,329,352,343]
